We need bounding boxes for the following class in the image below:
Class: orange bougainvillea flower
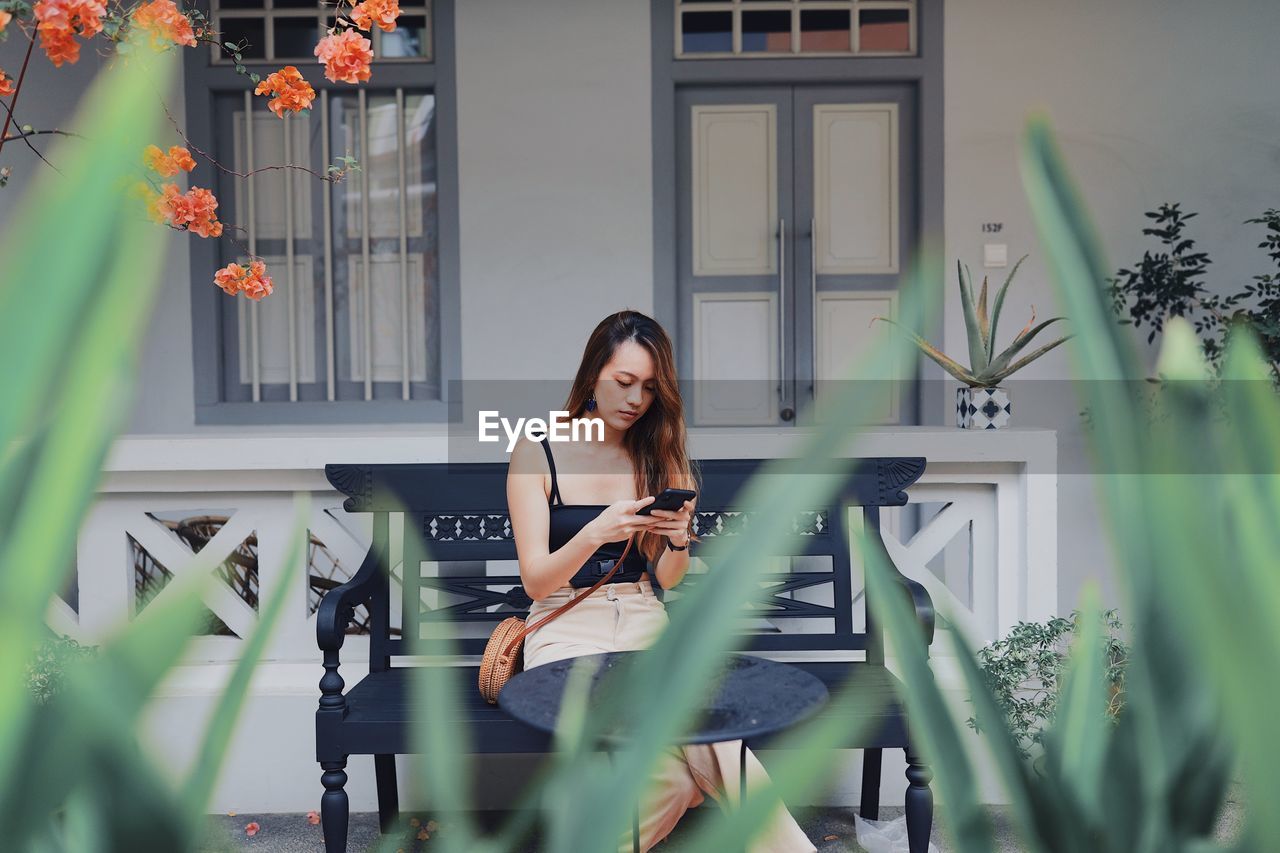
[313,29,372,84]
[0,70,14,99]
[254,66,316,118]
[181,187,222,237]
[34,0,106,67]
[0,10,13,35]
[157,183,223,238]
[215,261,274,300]
[305,811,320,825]
[350,0,400,33]
[37,26,81,67]
[239,266,274,299]
[144,144,197,177]
[131,0,197,48]
[244,821,261,837]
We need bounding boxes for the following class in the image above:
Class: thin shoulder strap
[539,436,563,506]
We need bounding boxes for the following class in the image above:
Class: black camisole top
[540,437,650,588]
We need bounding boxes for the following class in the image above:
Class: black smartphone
[635,487,697,515]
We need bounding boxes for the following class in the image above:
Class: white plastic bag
[853,814,941,853]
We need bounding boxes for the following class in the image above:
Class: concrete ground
[198,793,1245,851]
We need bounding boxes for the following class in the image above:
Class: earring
[586,396,597,412]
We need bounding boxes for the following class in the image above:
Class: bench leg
[321,759,350,853]
[375,754,400,832]
[859,748,882,820]
[904,746,933,853]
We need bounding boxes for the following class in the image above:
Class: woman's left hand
[649,499,695,548]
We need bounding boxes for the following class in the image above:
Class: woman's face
[593,340,657,431]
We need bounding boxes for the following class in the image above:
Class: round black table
[499,650,829,853]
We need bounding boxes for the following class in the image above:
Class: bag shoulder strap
[502,534,634,660]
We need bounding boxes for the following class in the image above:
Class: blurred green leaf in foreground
[0,35,307,852]
[858,114,1271,853]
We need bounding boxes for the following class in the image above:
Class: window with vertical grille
[186,0,452,418]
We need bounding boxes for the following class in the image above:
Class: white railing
[66,426,1058,668]
[53,426,1055,811]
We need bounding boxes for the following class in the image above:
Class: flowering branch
[0,94,65,174]
[0,28,38,156]
[0,0,397,301]
[2,127,80,141]
[158,97,353,184]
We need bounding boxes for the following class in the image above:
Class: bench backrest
[325,456,925,667]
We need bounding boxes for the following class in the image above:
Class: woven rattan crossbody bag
[478,534,636,705]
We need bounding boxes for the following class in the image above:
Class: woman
[506,310,818,853]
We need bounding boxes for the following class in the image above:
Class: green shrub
[967,610,1128,765]
[25,635,97,706]
[1109,201,1280,383]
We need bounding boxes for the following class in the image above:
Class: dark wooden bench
[317,456,936,853]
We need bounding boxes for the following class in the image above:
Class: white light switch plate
[983,243,1009,268]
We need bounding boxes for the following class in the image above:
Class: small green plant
[966,610,1128,765]
[874,255,1073,387]
[25,634,97,706]
[1109,202,1280,383]
[1082,204,1280,426]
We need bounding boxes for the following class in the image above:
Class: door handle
[778,217,792,421]
[809,218,817,398]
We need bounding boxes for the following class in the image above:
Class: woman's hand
[586,496,665,546]
[647,498,695,548]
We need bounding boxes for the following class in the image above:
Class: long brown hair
[561,310,702,563]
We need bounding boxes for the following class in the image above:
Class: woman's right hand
[586,496,662,546]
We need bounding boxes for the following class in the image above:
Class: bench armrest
[316,545,383,652]
[889,573,935,646]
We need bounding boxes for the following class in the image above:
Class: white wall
[454,0,654,380]
[0,37,103,216]
[942,0,1280,614]
[0,34,197,435]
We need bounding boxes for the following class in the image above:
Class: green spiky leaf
[987,253,1029,362]
[958,261,990,372]
[984,316,1071,378]
[979,335,1074,385]
[873,316,982,385]
[977,273,991,356]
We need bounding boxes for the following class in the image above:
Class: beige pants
[523,577,819,853]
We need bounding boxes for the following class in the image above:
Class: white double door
[677,84,917,427]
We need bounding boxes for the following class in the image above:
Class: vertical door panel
[678,88,794,426]
[813,291,900,423]
[813,103,898,274]
[692,292,779,425]
[691,105,778,276]
[793,85,916,426]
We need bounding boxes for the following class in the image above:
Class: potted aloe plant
[875,255,1074,429]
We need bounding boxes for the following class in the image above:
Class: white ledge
[104,426,1055,470]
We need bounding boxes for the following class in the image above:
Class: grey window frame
[650,0,945,426]
[673,0,917,59]
[183,0,460,426]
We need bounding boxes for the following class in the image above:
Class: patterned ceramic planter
[956,386,1012,429]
